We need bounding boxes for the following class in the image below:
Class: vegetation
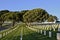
[0,8,58,28]
[23,8,49,22]
[0,10,9,28]
[0,24,57,40]
[0,8,58,40]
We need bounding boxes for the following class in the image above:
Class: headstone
[20,37,22,40]
[57,33,60,40]
[10,30,12,32]
[9,30,11,33]
[37,30,39,33]
[44,31,46,35]
[58,28,60,31]
[47,27,48,30]
[53,28,55,31]
[8,31,10,33]
[3,33,5,36]
[41,30,42,34]
[6,32,8,35]
[49,31,52,37]
[50,27,52,31]
[57,25,60,40]
[0,34,2,38]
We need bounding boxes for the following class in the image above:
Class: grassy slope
[0,24,57,40]
[23,25,57,40]
[0,25,21,40]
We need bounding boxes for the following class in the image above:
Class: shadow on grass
[22,32,57,40]
[4,31,57,40]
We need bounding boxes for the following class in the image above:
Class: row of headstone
[26,26,38,32]
[39,25,60,40]
[40,30,52,37]
[27,24,60,40]
[0,32,8,38]
[27,26,52,38]
[31,24,59,31]
[0,25,19,39]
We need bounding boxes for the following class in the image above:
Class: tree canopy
[23,8,57,23]
[0,8,58,24]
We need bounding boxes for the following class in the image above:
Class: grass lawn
[0,24,57,40]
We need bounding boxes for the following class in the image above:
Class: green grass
[0,24,57,40]
[0,24,18,34]
[23,25,57,40]
[0,25,21,40]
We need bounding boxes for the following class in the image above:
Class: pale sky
[0,0,60,20]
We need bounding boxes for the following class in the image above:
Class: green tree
[23,8,49,26]
[3,12,19,26]
[0,10,9,28]
[18,10,29,22]
[0,16,3,28]
[47,15,58,22]
[23,8,49,23]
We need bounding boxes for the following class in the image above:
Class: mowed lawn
[0,24,57,40]
[0,25,21,40]
[23,26,57,40]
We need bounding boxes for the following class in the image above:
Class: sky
[0,0,60,20]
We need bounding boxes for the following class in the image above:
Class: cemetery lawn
[0,24,57,40]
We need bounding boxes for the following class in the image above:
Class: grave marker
[49,31,52,37]
[57,33,60,40]
[0,34,2,38]
[44,31,46,35]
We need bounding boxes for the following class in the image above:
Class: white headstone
[3,33,5,36]
[57,33,60,40]
[6,32,8,35]
[58,28,60,31]
[41,30,42,34]
[49,31,52,37]
[50,28,52,31]
[53,28,55,31]
[20,37,22,40]
[44,31,46,35]
[38,30,39,33]
[0,34,2,38]
[8,31,10,33]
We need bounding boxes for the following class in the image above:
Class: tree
[23,8,50,26]
[18,10,29,22]
[0,10,9,16]
[53,16,58,21]
[0,16,3,28]
[47,16,54,22]
[47,15,58,22]
[3,12,19,26]
[0,9,58,27]
[23,8,49,23]
[0,10,9,28]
